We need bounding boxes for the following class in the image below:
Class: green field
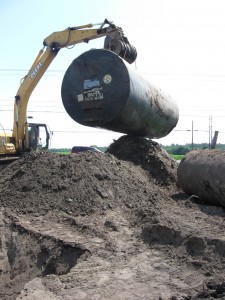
[171,154,185,160]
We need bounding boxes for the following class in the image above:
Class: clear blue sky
[1,0,225,148]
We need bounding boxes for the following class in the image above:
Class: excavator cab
[27,123,50,151]
[0,123,50,165]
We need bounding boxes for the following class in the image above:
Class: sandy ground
[0,136,225,300]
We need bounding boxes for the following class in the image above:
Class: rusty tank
[177,149,225,208]
[61,49,179,138]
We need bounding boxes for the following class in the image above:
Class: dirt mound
[0,136,225,299]
[0,146,173,215]
[107,135,178,186]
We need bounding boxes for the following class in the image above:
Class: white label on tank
[83,79,100,90]
[103,74,112,84]
[77,94,84,102]
[84,88,103,101]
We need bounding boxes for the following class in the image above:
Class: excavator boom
[2,19,137,157]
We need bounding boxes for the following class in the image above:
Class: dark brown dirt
[0,135,225,300]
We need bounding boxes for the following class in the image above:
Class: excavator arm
[12,19,136,153]
[13,46,57,152]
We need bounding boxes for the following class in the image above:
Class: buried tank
[61,49,179,138]
[177,149,225,208]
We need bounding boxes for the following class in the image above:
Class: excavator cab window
[28,123,50,151]
[37,125,49,149]
[28,125,37,150]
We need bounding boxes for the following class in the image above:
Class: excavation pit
[0,216,89,300]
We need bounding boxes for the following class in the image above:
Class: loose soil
[0,135,225,299]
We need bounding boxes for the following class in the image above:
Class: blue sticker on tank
[84,79,101,90]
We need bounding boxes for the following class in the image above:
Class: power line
[0,99,225,112]
[1,104,62,108]
[2,69,225,81]
[0,73,63,77]
[2,104,224,112]
[0,100,225,116]
[0,68,65,72]
[180,114,225,118]
[2,69,225,77]
[2,128,225,135]
[0,99,60,102]
[53,130,109,133]
[1,109,225,118]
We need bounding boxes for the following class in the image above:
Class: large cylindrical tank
[177,150,225,207]
[61,49,179,138]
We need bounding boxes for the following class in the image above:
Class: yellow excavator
[0,19,137,162]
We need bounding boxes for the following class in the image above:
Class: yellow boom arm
[12,19,121,151]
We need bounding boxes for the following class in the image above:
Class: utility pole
[211,131,219,149]
[191,120,194,150]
